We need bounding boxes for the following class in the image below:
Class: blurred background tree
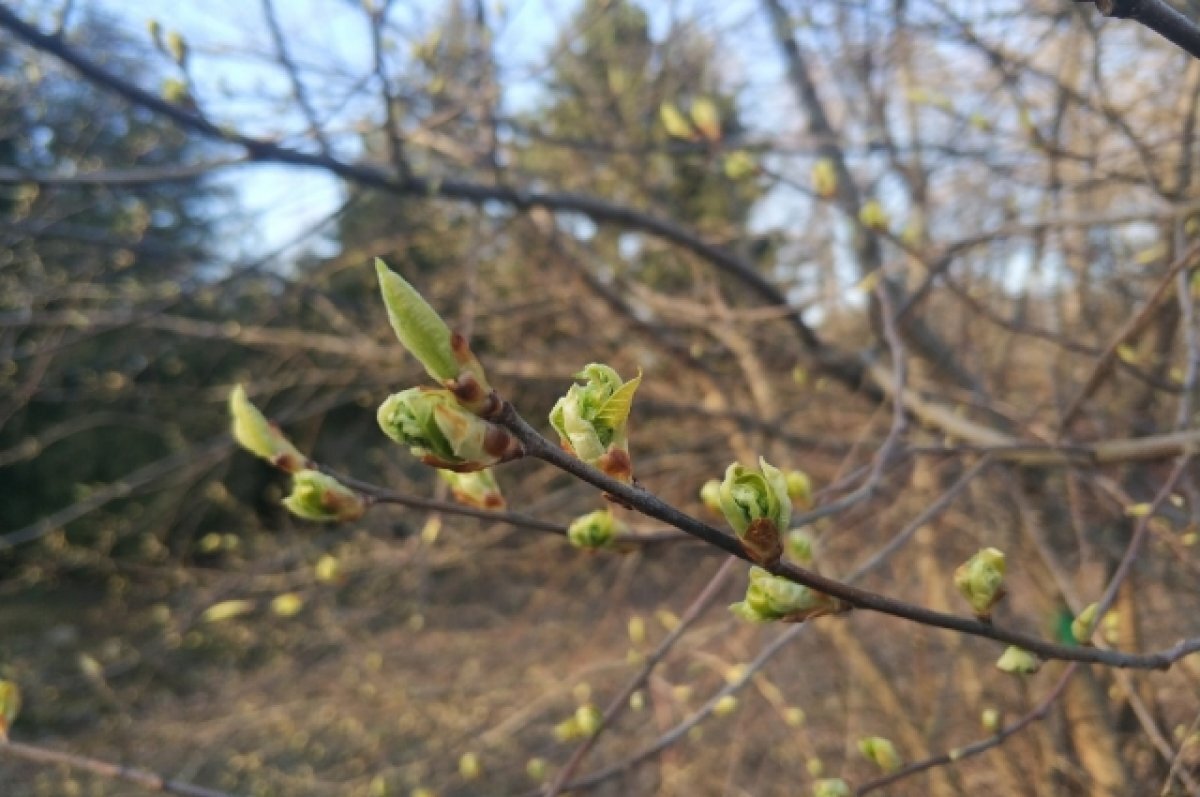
[3,0,1200,795]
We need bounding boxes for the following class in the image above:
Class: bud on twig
[784,469,813,509]
[699,479,723,515]
[283,470,366,523]
[719,458,790,565]
[858,736,903,773]
[438,468,505,509]
[1071,602,1099,645]
[228,384,308,472]
[813,778,850,797]
[566,508,624,549]
[549,364,641,483]
[954,547,1007,619]
[995,646,1040,674]
[378,388,523,471]
[375,259,497,415]
[786,528,816,565]
[729,567,841,623]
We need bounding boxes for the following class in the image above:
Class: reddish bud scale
[741,518,783,567]
[598,448,633,483]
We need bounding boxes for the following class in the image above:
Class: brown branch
[0,738,238,797]
[1059,240,1200,430]
[1075,0,1200,60]
[495,401,1200,670]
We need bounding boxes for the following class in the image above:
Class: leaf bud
[375,259,496,415]
[813,778,850,797]
[549,364,641,482]
[566,509,624,549]
[995,646,1040,674]
[378,387,522,471]
[858,736,903,773]
[283,470,366,523]
[438,468,505,509]
[719,458,790,565]
[954,547,1007,619]
[229,384,307,472]
[729,567,840,623]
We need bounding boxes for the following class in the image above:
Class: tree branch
[1076,0,1200,59]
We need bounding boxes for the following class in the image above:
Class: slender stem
[496,402,1200,670]
[0,739,238,797]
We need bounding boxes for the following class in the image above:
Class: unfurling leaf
[567,508,624,550]
[719,458,790,565]
[954,547,1007,619]
[439,468,505,509]
[729,566,839,623]
[378,387,523,471]
[229,384,307,472]
[284,470,365,523]
[549,364,640,482]
[375,259,494,413]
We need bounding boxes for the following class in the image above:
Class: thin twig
[0,739,238,797]
[542,558,738,796]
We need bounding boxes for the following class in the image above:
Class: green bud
[375,259,494,413]
[981,708,1000,732]
[954,547,1007,618]
[525,757,547,781]
[567,509,623,549]
[575,704,602,736]
[719,458,790,565]
[438,469,505,509]
[1071,602,1099,645]
[995,646,1040,674]
[458,752,481,781]
[699,479,723,515]
[713,695,738,716]
[378,387,522,471]
[166,31,188,66]
[730,567,839,623]
[229,384,307,472]
[0,680,20,740]
[549,364,641,482]
[553,716,580,742]
[858,736,903,773]
[786,528,816,565]
[784,469,813,508]
[813,778,850,797]
[283,470,366,523]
